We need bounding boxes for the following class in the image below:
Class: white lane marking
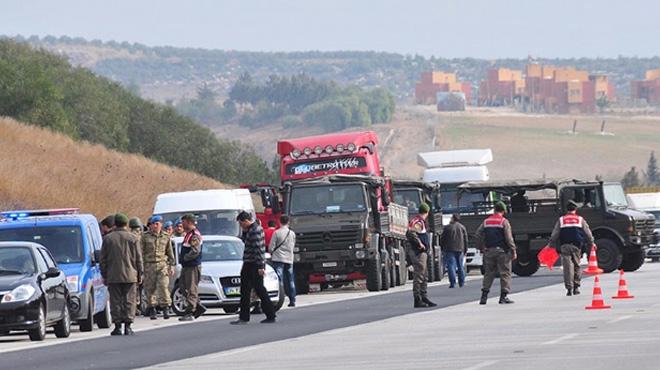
[542,333,579,345]
[608,315,632,324]
[461,360,500,370]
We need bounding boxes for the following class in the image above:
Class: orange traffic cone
[585,276,611,310]
[612,269,635,299]
[583,245,603,275]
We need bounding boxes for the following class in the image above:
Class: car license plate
[224,287,240,296]
[322,262,337,268]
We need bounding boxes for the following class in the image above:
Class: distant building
[523,64,615,114]
[415,72,472,105]
[631,68,660,105]
[478,68,525,106]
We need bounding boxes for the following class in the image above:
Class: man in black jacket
[440,214,468,288]
[231,211,277,325]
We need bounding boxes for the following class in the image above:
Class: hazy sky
[2,0,659,58]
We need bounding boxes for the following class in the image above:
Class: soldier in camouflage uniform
[141,215,175,320]
[129,218,143,242]
[173,219,185,237]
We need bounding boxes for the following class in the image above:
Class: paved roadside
[149,263,660,370]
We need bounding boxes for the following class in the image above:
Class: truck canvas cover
[457,178,598,196]
[417,149,493,169]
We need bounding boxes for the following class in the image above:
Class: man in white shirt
[269,215,297,307]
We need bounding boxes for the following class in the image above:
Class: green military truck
[392,180,444,281]
[283,175,409,293]
[455,179,655,275]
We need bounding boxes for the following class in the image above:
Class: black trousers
[239,262,276,321]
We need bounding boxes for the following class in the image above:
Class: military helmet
[129,217,142,229]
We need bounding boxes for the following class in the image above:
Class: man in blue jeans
[440,214,468,288]
[268,215,297,307]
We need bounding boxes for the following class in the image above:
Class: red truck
[246,131,410,292]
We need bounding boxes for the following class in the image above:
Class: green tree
[621,166,641,189]
[646,151,659,185]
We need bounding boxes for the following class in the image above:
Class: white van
[153,189,255,238]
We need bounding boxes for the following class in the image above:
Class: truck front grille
[636,219,656,236]
[297,226,361,251]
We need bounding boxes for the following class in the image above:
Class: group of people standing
[98,212,205,336]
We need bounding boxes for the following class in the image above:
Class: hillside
[16,35,660,103]
[0,117,226,220]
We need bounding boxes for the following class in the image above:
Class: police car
[0,209,111,331]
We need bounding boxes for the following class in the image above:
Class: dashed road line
[542,333,579,345]
[461,359,500,370]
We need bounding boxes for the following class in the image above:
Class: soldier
[407,203,437,308]
[476,201,517,305]
[99,215,115,236]
[163,221,174,237]
[129,218,143,242]
[178,214,206,321]
[548,200,594,296]
[141,215,176,319]
[100,213,143,336]
[172,219,185,237]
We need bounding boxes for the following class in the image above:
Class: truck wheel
[595,238,622,273]
[620,250,645,272]
[295,275,310,295]
[398,245,408,286]
[366,252,383,292]
[434,251,443,282]
[426,249,436,283]
[94,299,111,329]
[512,255,539,277]
[381,251,391,291]
[78,298,94,332]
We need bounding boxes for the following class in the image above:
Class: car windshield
[0,226,83,264]
[603,184,629,208]
[0,247,36,275]
[289,184,367,215]
[177,239,244,262]
[393,189,422,214]
[442,190,486,212]
[161,210,240,237]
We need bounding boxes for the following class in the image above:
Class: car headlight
[2,284,36,303]
[200,275,214,284]
[66,275,79,293]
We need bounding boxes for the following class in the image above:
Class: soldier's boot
[421,296,437,307]
[479,290,488,305]
[124,322,135,336]
[566,288,573,296]
[193,303,207,319]
[149,307,158,320]
[179,307,194,322]
[573,287,580,295]
[161,306,171,320]
[499,293,514,304]
[110,323,123,336]
[414,296,429,308]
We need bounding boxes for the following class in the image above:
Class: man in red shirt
[264,221,277,252]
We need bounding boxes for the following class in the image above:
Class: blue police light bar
[0,208,80,220]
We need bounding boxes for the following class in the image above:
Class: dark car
[0,242,71,341]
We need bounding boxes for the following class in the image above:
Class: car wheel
[222,306,239,314]
[79,298,94,332]
[171,286,187,316]
[54,303,71,338]
[94,299,111,329]
[28,304,47,341]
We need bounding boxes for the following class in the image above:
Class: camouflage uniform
[141,230,175,308]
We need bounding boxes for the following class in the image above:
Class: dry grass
[0,117,227,220]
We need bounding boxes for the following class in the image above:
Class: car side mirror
[44,267,60,279]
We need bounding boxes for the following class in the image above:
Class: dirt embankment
[0,118,226,220]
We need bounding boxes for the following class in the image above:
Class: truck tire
[426,249,436,283]
[620,250,645,272]
[398,244,408,286]
[381,251,391,291]
[295,275,310,295]
[79,297,94,332]
[434,251,443,282]
[512,255,539,277]
[595,238,622,273]
[366,253,382,292]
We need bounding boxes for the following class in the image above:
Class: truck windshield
[290,184,367,215]
[0,226,83,264]
[442,190,486,213]
[161,210,240,237]
[393,189,422,214]
[603,184,629,208]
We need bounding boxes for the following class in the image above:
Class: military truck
[283,175,409,293]
[456,179,655,275]
[392,180,444,281]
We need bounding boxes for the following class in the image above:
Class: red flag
[538,246,559,270]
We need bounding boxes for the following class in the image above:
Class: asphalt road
[0,272,564,370]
